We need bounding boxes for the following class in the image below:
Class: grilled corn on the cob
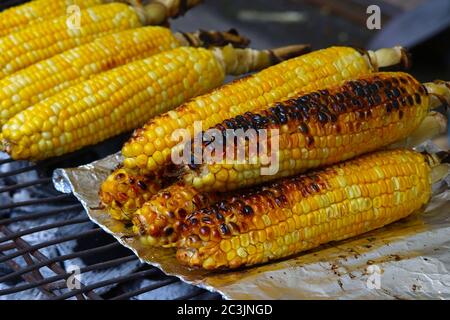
[128,110,447,247]
[180,73,450,192]
[122,46,410,175]
[133,182,222,247]
[0,27,249,127]
[2,44,309,160]
[0,1,204,78]
[176,149,448,269]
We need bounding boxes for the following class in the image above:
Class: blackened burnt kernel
[199,226,210,236]
[242,205,254,215]
[219,223,230,235]
[319,89,329,95]
[414,93,422,104]
[177,208,187,218]
[115,173,126,181]
[298,123,309,134]
[167,211,175,219]
[217,200,229,211]
[354,87,365,97]
[136,180,147,190]
[373,94,382,105]
[407,95,414,106]
[392,100,400,110]
[399,77,408,84]
[201,216,211,223]
[189,217,198,225]
[163,227,174,236]
[399,110,404,119]
[162,191,171,199]
[386,103,393,113]
[335,92,345,102]
[311,183,321,192]
[306,136,315,147]
[224,119,236,129]
[392,88,401,98]
[215,212,225,221]
[317,111,329,123]
[129,177,136,184]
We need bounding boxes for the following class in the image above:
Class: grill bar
[0,194,73,212]
[0,228,103,263]
[0,242,122,283]
[0,217,91,243]
[111,278,179,300]
[0,204,82,225]
[0,177,52,194]
[0,255,137,297]
[52,269,161,300]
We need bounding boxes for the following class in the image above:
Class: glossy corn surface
[0,3,142,78]
[2,47,225,160]
[0,27,180,127]
[133,182,221,247]
[181,72,430,192]
[176,149,432,269]
[99,168,163,221]
[122,46,376,174]
[0,0,103,37]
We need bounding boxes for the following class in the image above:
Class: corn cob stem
[180,72,445,192]
[176,149,446,269]
[139,0,203,25]
[174,28,250,48]
[122,46,410,175]
[2,44,309,161]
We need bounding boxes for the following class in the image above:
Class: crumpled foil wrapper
[53,147,450,300]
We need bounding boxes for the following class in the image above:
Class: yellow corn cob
[0,3,141,79]
[99,168,164,221]
[176,149,445,269]
[133,182,222,247]
[180,73,450,192]
[120,111,447,247]
[2,44,308,160]
[0,0,205,79]
[121,46,411,175]
[0,27,249,127]
[0,0,104,37]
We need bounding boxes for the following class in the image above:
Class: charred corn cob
[180,73,450,192]
[177,149,449,269]
[0,0,104,37]
[124,111,447,247]
[133,182,222,247]
[0,1,204,78]
[2,44,309,160]
[122,46,410,175]
[99,168,165,221]
[124,110,448,244]
[0,27,249,127]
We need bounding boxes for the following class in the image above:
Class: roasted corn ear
[99,168,165,221]
[176,149,448,269]
[0,0,104,37]
[133,182,222,247]
[0,27,249,127]
[0,0,205,78]
[126,111,448,247]
[2,44,309,160]
[122,46,410,174]
[180,73,450,192]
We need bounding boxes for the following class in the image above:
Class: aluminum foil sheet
[53,150,450,300]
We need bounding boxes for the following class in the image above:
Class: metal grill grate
[0,151,222,300]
